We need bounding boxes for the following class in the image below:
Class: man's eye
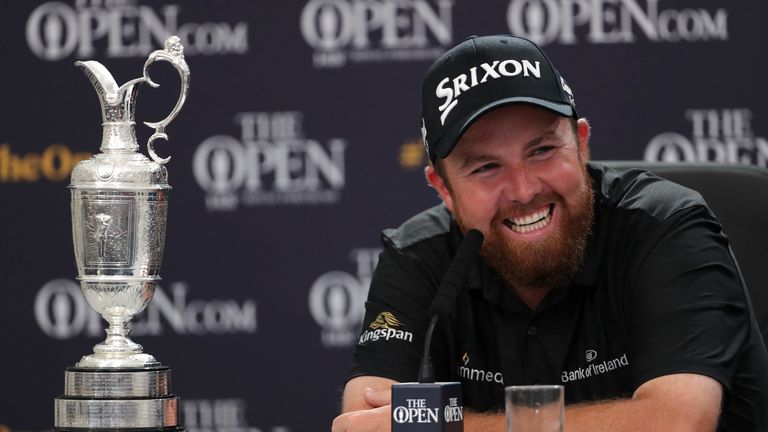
[471,163,497,175]
[531,146,555,157]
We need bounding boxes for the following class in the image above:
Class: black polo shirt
[348,163,768,431]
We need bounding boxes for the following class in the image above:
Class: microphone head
[463,229,484,250]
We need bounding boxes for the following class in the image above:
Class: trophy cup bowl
[71,152,171,368]
[54,36,189,432]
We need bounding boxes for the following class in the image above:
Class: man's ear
[577,118,591,160]
[425,164,454,212]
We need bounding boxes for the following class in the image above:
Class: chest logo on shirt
[586,350,598,362]
[457,352,505,385]
[358,312,414,345]
[561,350,629,383]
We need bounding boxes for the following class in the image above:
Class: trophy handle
[140,36,190,164]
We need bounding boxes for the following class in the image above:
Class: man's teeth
[504,207,552,233]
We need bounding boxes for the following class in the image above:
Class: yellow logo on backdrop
[399,138,426,170]
[0,143,91,182]
[369,312,402,330]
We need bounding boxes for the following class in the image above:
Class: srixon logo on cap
[435,59,542,125]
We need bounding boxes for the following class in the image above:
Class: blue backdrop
[1,0,766,431]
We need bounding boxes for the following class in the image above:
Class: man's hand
[332,376,397,432]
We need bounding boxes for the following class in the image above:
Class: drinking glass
[505,385,564,432]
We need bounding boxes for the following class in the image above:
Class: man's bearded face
[436,105,594,290]
[455,161,594,289]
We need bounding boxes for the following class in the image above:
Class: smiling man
[333,35,768,431]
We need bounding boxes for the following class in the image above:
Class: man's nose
[501,168,541,204]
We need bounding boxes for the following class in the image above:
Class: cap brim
[433,97,576,161]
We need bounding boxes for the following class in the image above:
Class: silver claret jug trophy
[54,36,189,431]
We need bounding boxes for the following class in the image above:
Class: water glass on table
[505,385,564,432]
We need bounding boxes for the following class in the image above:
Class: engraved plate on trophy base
[54,366,183,431]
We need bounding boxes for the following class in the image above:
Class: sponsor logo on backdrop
[357,312,414,344]
[183,399,290,432]
[309,248,381,347]
[0,143,91,183]
[35,279,257,339]
[194,111,347,211]
[300,0,454,68]
[645,109,768,166]
[457,352,505,385]
[400,137,427,169]
[26,0,249,61]
[507,0,728,46]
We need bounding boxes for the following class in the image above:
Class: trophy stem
[76,317,159,368]
[96,317,143,354]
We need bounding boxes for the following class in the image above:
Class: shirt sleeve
[625,204,750,394]
[347,240,447,384]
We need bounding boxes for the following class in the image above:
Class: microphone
[421,228,484,383]
[391,229,484,432]
[428,229,485,319]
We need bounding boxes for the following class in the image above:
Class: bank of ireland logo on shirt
[585,349,597,362]
[561,350,629,383]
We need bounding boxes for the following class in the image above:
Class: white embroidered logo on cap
[561,77,574,105]
[421,118,430,152]
[435,59,542,125]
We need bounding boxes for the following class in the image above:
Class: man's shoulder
[381,204,454,252]
[591,162,711,222]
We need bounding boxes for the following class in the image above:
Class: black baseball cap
[420,35,577,163]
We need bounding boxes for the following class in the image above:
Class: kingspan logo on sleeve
[358,312,414,344]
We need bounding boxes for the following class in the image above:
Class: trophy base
[77,352,160,369]
[54,366,182,431]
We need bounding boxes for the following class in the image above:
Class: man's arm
[334,373,722,432]
[566,373,722,431]
[333,376,398,432]
[466,373,722,432]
